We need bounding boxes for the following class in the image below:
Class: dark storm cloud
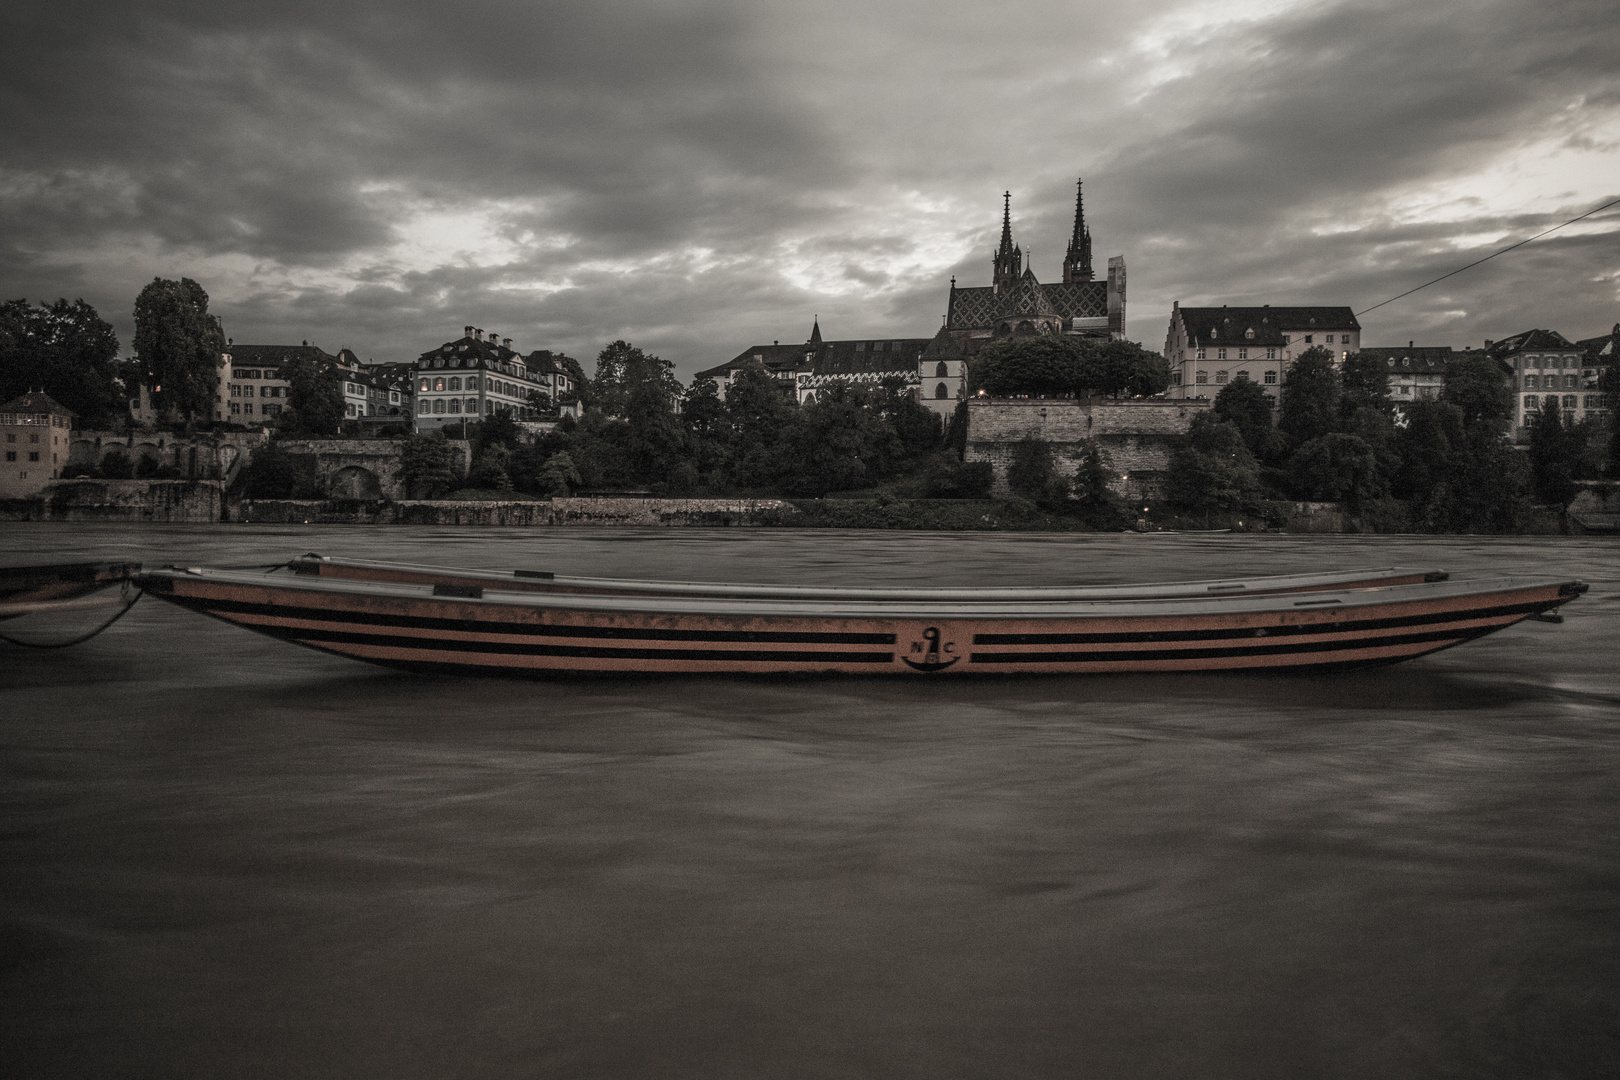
[0,0,1616,373]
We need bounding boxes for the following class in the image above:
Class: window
[1326,335,1335,344]
[1266,348,1276,360]
[1524,395,1538,409]
[1235,371,1249,381]
[418,400,429,415]
[1587,395,1603,408]
[467,398,479,412]
[1237,348,1248,360]
[1172,371,1182,385]
[1565,374,1578,389]
[446,399,459,414]
[1217,348,1227,360]
[230,385,240,397]
[1564,395,1577,409]
[1400,385,1411,395]
[1195,371,1208,384]
[28,451,39,462]
[270,387,281,398]
[1215,370,1228,383]
[1245,328,1255,340]
[345,404,356,417]
[419,378,430,392]
[433,400,446,414]
[936,361,949,378]
[1195,348,1206,360]
[1304,335,1313,344]
[264,404,282,417]
[935,383,949,399]
[1282,335,1291,344]
[243,403,253,415]
[448,377,461,392]
[1525,375,1538,389]
[4,451,12,462]
[1264,371,1277,384]
[434,378,445,392]
[466,377,479,391]
[229,402,240,415]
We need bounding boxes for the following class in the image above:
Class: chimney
[473,328,483,341]
[503,338,512,349]
[1409,341,1414,348]
[464,325,473,337]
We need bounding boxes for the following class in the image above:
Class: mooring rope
[0,585,144,649]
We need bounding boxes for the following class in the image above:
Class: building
[1,391,72,497]
[215,343,318,424]
[945,184,1126,342]
[413,327,577,432]
[698,182,1119,418]
[1163,304,1360,400]
[1576,324,1617,428]
[1352,344,1453,415]
[1483,329,1594,439]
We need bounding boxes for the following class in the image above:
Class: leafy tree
[472,411,522,456]
[281,353,345,436]
[1213,378,1283,463]
[591,340,680,419]
[98,447,133,479]
[1164,413,1261,517]
[774,385,904,496]
[131,278,224,423]
[536,452,581,497]
[1441,353,1514,433]
[400,429,457,497]
[944,400,970,458]
[1005,438,1069,506]
[1527,398,1582,511]
[1340,350,1394,419]
[552,353,589,408]
[1072,439,1129,525]
[1392,399,1464,526]
[1081,339,1172,398]
[1288,432,1385,510]
[1277,346,1341,450]
[237,442,318,498]
[0,298,124,428]
[526,388,554,414]
[681,378,731,485]
[466,444,514,491]
[1601,357,1620,474]
[726,366,796,488]
[968,337,1082,397]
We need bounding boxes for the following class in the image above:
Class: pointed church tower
[808,317,822,345]
[992,191,1022,295]
[1062,178,1094,284]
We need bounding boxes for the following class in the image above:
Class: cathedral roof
[920,325,965,360]
[948,281,1107,330]
[997,268,1060,321]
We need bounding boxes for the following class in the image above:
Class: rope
[0,585,143,649]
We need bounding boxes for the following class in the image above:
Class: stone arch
[131,442,160,467]
[996,322,1012,337]
[1016,320,1036,336]
[329,465,383,499]
[935,383,950,399]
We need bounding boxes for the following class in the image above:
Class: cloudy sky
[3,0,1617,377]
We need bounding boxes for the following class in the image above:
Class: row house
[1484,329,1609,438]
[413,327,577,433]
[1353,344,1454,413]
[1162,304,1360,399]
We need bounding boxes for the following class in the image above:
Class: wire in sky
[1355,194,1620,317]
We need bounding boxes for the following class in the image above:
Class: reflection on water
[2,525,1618,1078]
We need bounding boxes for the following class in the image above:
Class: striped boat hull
[135,568,1585,678]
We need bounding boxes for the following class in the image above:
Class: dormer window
[1245,328,1255,340]
[1210,328,1218,340]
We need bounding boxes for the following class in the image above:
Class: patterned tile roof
[947,280,1107,329]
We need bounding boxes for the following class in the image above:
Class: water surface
[2,526,1617,1078]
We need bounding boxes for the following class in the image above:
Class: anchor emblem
[902,626,959,672]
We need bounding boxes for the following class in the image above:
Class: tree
[1164,413,1261,518]
[1601,357,1620,475]
[1080,339,1172,398]
[591,340,681,419]
[1340,350,1394,420]
[773,385,904,496]
[237,443,318,499]
[535,451,581,497]
[1288,433,1385,510]
[967,337,1082,398]
[1072,438,1128,525]
[1005,438,1069,506]
[0,298,124,428]
[1213,378,1283,463]
[281,353,345,435]
[1527,398,1582,511]
[726,366,796,488]
[131,278,224,423]
[1277,346,1341,450]
[400,429,457,497]
[1441,353,1514,433]
[466,444,514,491]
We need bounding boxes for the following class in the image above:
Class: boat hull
[135,569,1584,678]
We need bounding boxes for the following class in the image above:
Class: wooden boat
[0,561,142,620]
[284,554,1451,603]
[133,563,1586,677]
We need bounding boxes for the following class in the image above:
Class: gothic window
[936,383,949,399]
[935,362,949,378]
[1017,320,1035,335]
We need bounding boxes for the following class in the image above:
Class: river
[2,525,1617,1078]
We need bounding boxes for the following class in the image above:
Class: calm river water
[2,525,1617,1078]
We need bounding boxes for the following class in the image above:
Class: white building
[414,327,578,433]
[1163,304,1360,400]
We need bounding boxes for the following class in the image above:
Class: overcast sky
[2,0,1617,376]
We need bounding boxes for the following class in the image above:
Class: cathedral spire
[992,190,1022,294]
[1063,177,1094,283]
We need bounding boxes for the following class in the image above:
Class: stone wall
[0,479,224,522]
[229,496,796,526]
[68,430,268,483]
[963,398,1210,500]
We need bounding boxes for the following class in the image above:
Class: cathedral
[698,181,1126,417]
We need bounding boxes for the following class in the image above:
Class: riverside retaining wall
[0,479,225,522]
[229,496,797,526]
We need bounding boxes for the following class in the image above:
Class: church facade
[697,181,1126,418]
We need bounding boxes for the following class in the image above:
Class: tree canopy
[0,297,124,428]
[967,336,1170,399]
[132,278,224,422]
